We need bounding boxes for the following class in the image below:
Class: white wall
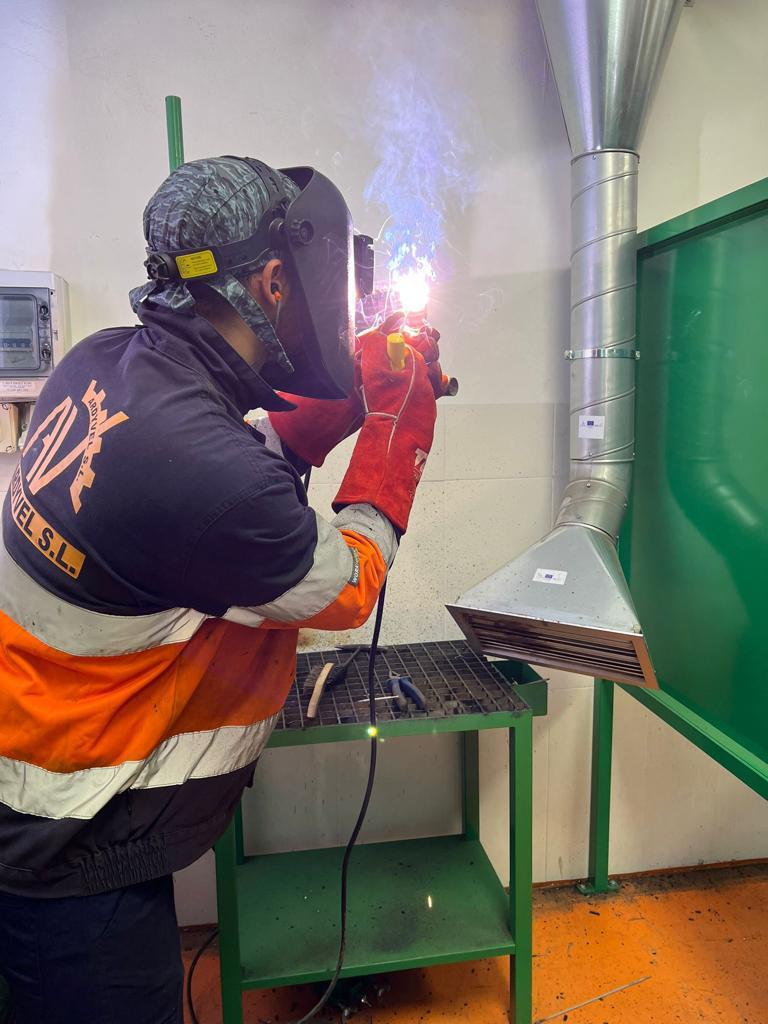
[0,0,67,271]
[1,0,766,927]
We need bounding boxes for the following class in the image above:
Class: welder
[0,157,444,1023]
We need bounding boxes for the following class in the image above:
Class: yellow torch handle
[386,332,407,371]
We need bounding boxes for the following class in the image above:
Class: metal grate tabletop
[276,640,529,731]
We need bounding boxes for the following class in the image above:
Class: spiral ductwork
[557,150,639,541]
[448,1,686,688]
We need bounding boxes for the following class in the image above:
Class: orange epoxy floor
[182,863,767,1024]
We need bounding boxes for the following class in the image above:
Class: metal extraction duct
[448,0,687,687]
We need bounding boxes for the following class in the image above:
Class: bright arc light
[393,258,434,314]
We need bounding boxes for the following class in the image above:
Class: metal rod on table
[165,95,185,171]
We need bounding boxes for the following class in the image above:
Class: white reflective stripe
[332,503,398,567]
[249,414,284,456]
[0,540,208,657]
[231,512,354,626]
[0,716,277,821]
[222,606,266,627]
[223,505,395,628]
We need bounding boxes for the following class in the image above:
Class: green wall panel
[629,180,768,764]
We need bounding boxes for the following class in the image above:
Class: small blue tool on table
[387,675,427,712]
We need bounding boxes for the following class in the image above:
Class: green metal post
[577,679,620,895]
[165,95,185,171]
[233,803,246,865]
[462,730,480,841]
[215,821,244,1024]
[509,718,533,1024]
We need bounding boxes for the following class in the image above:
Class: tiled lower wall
[0,455,17,498]
[1,407,765,928]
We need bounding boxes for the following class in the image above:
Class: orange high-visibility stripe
[0,610,297,773]
[263,529,387,631]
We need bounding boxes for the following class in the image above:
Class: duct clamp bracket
[565,348,640,360]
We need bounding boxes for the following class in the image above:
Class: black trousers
[0,875,183,1024]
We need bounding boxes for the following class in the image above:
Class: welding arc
[291,580,387,1024]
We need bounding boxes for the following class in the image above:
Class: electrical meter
[0,271,70,452]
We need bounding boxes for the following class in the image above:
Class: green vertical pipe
[165,95,185,171]
[461,731,480,842]
[233,803,246,866]
[577,679,620,895]
[509,717,533,1024]
[215,822,245,1024]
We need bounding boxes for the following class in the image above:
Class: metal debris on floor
[182,862,767,1023]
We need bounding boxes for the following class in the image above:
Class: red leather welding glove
[267,392,363,468]
[372,313,448,400]
[267,319,445,467]
[332,331,437,533]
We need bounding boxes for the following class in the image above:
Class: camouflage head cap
[129,156,300,373]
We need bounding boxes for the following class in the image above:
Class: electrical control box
[0,271,70,452]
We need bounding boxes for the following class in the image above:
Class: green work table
[214,640,542,1024]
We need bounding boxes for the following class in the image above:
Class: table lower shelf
[235,834,514,989]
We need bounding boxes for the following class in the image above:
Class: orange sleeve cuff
[263,529,387,632]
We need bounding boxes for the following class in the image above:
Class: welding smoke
[359,15,477,286]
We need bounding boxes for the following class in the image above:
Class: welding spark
[356,237,435,331]
[392,255,435,315]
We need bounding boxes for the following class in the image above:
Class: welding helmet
[132,157,374,399]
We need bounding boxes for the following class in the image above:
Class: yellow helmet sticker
[175,250,218,279]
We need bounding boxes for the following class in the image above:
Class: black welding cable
[290,580,387,1024]
[186,925,218,1024]
[187,466,387,1024]
[187,582,388,1024]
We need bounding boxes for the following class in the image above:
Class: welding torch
[386,321,459,396]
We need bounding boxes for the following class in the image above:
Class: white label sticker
[533,568,568,585]
[578,414,605,439]
[1,379,39,398]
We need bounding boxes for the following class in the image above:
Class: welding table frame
[214,643,541,1024]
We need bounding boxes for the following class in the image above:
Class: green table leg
[215,821,245,1024]
[509,717,533,1024]
[233,803,246,866]
[577,679,620,895]
[462,730,480,841]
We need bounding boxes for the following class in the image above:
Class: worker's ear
[246,259,285,319]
